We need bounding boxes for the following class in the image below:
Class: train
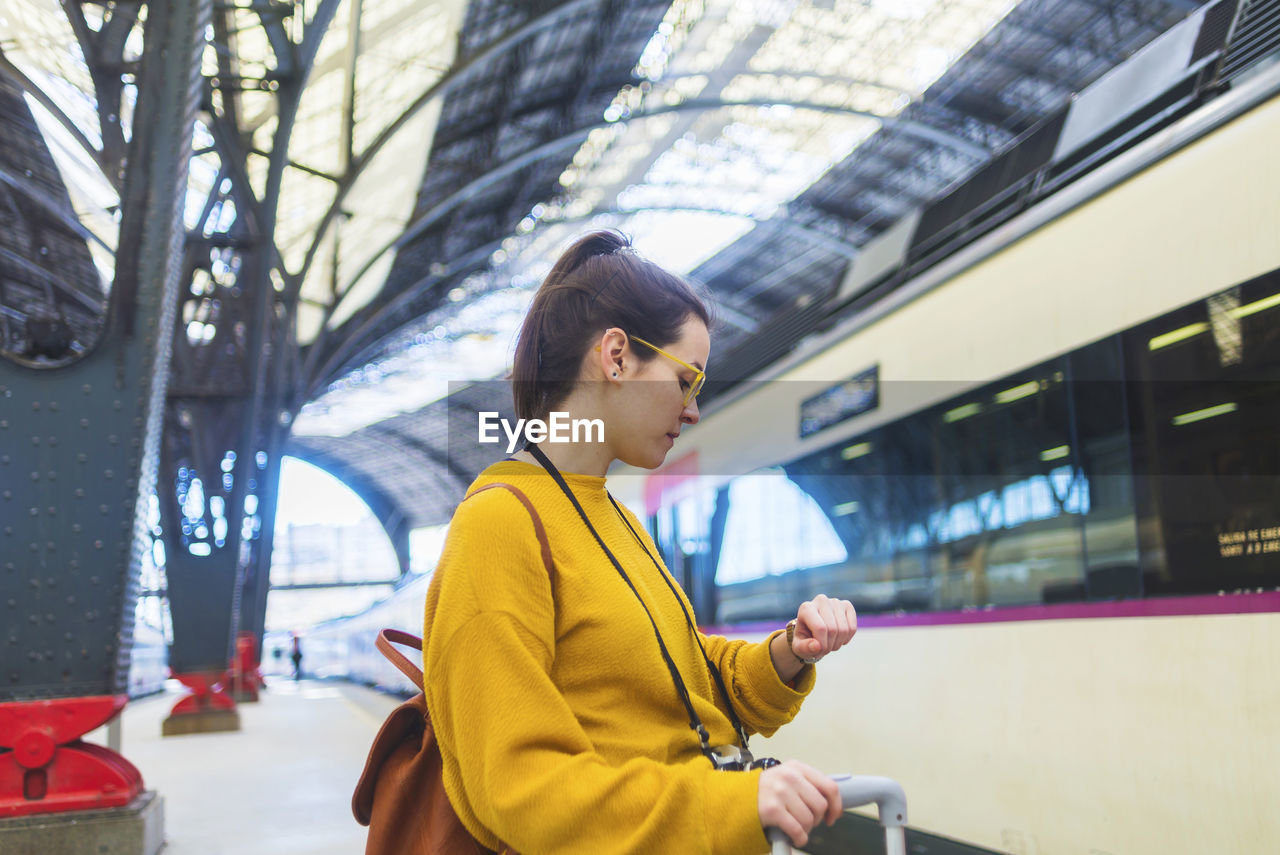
[296,575,431,694]
[125,617,170,699]
[304,17,1279,855]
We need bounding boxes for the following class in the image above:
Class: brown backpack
[352,483,553,855]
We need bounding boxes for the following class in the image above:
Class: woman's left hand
[790,595,857,663]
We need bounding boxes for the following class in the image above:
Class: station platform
[71,679,974,855]
[83,679,399,855]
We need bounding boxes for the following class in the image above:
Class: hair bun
[509,230,710,421]
[580,230,631,257]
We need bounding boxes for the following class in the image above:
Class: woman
[423,231,858,854]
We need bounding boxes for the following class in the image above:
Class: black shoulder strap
[524,443,750,756]
[606,494,750,750]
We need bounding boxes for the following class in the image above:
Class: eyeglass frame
[593,333,707,407]
[628,335,706,407]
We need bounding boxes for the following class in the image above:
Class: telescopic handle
[832,774,907,825]
[766,774,908,855]
[766,827,793,855]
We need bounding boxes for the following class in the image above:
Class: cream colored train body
[312,52,1280,855]
[609,67,1280,855]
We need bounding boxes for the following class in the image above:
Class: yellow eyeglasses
[630,336,706,407]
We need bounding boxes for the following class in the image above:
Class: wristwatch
[785,620,821,665]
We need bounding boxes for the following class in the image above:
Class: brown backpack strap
[467,481,554,584]
[373,483,554,683]
[360,483,547,852]
[376,629,425,687]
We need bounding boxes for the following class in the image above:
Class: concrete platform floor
[74,680,981,855]
[85,678,400,855]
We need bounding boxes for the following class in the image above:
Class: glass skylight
[303,0,1024,436]
[539,0,1021,276]
[253,0,467,347]
[8,0,1022,438]
[292,280,534,437]
[3,0,126,284]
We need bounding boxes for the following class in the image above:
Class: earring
[612,372,618,378]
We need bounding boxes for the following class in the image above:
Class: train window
[714,469,847,584]
[1125,271,1280,597]
[647,487,724,624]
[653,488,716,560]
[708,351,1140,618]
[915,359,1087,610]
[1066,338,1142,600]
[682,270,1280,624]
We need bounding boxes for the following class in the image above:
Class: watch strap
[785,619,820,665]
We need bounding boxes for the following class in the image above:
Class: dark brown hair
[511,231,711,421]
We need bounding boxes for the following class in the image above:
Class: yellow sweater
[423,461,814,855]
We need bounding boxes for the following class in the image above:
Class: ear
[595,328,628,379]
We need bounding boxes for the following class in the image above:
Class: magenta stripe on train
[706,590,1280,635]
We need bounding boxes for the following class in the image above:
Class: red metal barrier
[167,671,236,717]
[0,695,143,817]
[222,632,265,702]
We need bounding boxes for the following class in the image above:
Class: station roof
[2,0,1207,529]
[288,0,1202,529]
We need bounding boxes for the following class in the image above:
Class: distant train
[302,574,430,694]
[305,25,1280,855]
[126,616,170,699]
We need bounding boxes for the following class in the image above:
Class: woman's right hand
[757,760,843,848]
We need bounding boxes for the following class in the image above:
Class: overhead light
[1230,291,1280,319]
[833,501,860,516]
[1040,445,1069,462]
[1171,402,1237,426]
[840,442,873,461]
[1207,292,1242,367]
[944,402,982,423]
[1148,322,1208,351]
[994,381,1040,404]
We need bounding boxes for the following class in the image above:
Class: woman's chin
[619,444,670,470]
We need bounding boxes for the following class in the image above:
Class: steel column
[0,0,210,821]
[158,0,343,728]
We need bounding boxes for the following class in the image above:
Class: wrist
[767,631,803,684]
[785,620,820,665]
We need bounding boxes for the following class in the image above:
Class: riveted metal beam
[157,0,346,680]
[291,0,600,292]
[0,0,210,702]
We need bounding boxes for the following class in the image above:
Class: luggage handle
[376,629,425,687]
[766,774,907,855]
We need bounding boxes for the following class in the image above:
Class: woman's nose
[681,399,700,425]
